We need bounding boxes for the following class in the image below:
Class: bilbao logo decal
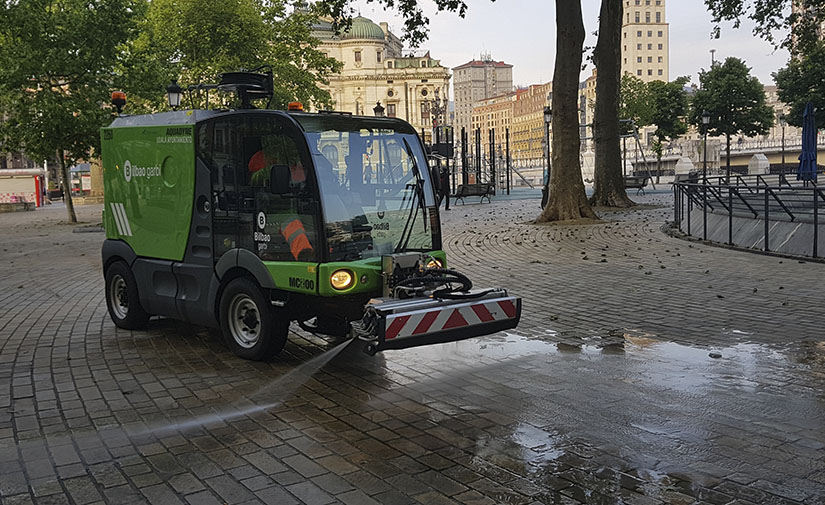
[124,160,132,182]
[257,212,266,230]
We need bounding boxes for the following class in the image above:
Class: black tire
[105,261,149,330]
[219,278,288,361]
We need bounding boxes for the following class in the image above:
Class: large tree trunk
[58,149,77,223]
[537,0,597,222]
[590,0,634,208]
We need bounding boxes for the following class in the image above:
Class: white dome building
[313,16,451,143]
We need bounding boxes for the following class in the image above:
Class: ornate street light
[167,80,182,110]
[779,112,786,174]
[373,101,385,117]
[543,106,552,184]
[702,110,711,180]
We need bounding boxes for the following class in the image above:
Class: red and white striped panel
[384,297,518,341]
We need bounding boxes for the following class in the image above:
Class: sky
[349,0,790,90]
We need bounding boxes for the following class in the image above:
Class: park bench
[624,175,648,195]
[453,183,494,204]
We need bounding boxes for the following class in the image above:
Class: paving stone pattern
[0,196,823,504]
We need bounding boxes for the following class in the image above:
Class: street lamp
[702,110,710,181]
[543,106,552,184]
[167,80,182,110]
[373,101,385,117]
[779,112,786,174]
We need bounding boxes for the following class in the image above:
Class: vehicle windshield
[295,115,437,261]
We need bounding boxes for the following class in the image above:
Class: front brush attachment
[352,288,521,354]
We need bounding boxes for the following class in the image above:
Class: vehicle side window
[197,115,321,263]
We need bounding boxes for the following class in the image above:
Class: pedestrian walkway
[0,197,822,504]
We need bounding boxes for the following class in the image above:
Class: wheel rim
[228,294,261,349]
[109,274,129,319]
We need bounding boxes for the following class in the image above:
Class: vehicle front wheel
[104,261,149,330]
[219,278,288,361]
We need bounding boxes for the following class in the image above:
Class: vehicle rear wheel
[105,261,149,330]
[219,278,288,360]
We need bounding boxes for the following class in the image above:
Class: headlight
[426,258,443,269]
[330,269,354,290]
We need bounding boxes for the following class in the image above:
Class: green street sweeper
[100,71,520,360]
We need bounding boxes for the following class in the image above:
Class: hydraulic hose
[393,268,493,300]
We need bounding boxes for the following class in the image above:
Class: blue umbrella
[797,102,818,182]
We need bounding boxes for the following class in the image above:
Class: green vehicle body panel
[101,125,195,261]
[263,250,445,296]
[102,113,445,305]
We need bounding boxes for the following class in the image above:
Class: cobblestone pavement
[0,196,824,505]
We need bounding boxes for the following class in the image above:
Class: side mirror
[269,165,291,194]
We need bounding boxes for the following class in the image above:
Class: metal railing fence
[673,172,824,258]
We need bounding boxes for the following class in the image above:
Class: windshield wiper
[395,139,427,253]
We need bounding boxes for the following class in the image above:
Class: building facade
[471,92,517,166]
[622,0,669,82]
[511,83,552,166]
[312,16,451,142]
[453,55,513,139]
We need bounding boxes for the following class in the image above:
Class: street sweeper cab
[100,70,520,360]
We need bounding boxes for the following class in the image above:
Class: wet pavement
[0,195,824,504]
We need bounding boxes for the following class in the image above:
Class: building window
[421,60,427,67]
[637,56,642,63]
[658,30,663,37]
[645,12,650,23]
[658,43,663,49]
[637,30,642,37]
[637,70,642,76]
[387,89,394,97]
[387,61,393,68]
[647,56,652,62]
[648,69,653,75]
[658,56,663,63]
[656,12,661,23]
[658,69,663,76]
[421,102,430,120]
[647,30,652,36]
[387,103,396,117]
[635,12,640,22]
[637,43,642,50]
[354,51,361,63]
[648,43,652,49]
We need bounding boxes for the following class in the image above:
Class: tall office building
[453,54,513,138]
[621,0,669,82]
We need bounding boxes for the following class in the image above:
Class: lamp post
[166,80,182,110]
[373,101,385,117]
[543,106,552,184]
[702,110,710,181]
[779,113,786,174]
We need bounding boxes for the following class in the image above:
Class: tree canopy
[774,41,825,129]
[619,74,653,131]
[144,0,341,110]
[648,77,690,149]
[704,0,825,55]
[689,57,773,139]
[690,57,773,177]
[0,0,145,222]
